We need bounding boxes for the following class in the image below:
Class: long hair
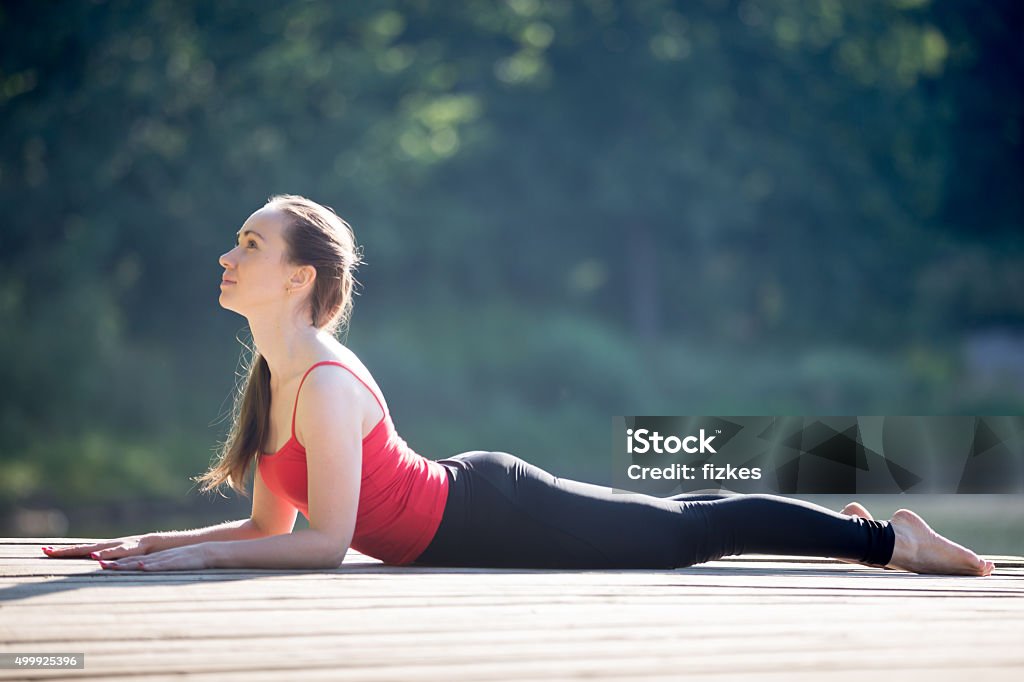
[192,194,364,498]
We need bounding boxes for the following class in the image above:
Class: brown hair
[192,194,364,498]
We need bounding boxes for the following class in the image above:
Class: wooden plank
[0,646,1022,681]
[1,540,1021,681]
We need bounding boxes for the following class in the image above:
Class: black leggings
[412,451,896,569]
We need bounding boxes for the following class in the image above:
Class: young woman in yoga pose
[42,195,994,577]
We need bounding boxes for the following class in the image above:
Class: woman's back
[257,355,451,566]
[263,342,386,453]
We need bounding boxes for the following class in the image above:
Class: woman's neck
[248,305,325,385]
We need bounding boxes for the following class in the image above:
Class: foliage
[0,0,1021,511]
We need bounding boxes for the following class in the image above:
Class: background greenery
[1,0,1022,551]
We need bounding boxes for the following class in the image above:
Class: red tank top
[257,360,449,565]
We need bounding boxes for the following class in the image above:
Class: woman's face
[218,207,303,314]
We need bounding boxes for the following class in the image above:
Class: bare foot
[841,502,873,520]
[835,502,892,569]
[885,509,995,577]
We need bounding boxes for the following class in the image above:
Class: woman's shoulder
[307,344,388,421]
[311,341,372,383]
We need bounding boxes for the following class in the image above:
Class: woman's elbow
[316,541,349,569]
[321,549,347,569]
[307,527,351,568]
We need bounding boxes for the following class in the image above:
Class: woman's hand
[41,534,159,562]
[96,544,211,572]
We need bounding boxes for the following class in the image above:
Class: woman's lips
[220,279,236,285]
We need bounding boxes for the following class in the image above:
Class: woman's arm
[204,368,365,570]
[51,456,299,560]
[100,367,363,572]
[203,528,346,569]
[97,526,345,571]
[146,518,267,551]
[44,517,269,560]
[147,448,302,551]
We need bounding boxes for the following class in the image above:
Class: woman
[42,195,994,576]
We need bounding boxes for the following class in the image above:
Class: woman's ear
[288,264,317,293]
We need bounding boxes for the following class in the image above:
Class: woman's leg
[668,493,735,502]
[835,502,889,567]
[838,502,994,575]
[413,451,896,570]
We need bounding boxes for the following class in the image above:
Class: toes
[840,503,874,520]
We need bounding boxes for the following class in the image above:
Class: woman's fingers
[43,535,150,561]
[98,558,146,570]
[88,546,128,560]
[41,542,119,558]
[99,551,155,570]
[47,543,195,572]
[98,547,204,572]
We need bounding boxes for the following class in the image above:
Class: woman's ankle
[885,510,920,570]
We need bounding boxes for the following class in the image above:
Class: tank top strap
[289,360,388,440]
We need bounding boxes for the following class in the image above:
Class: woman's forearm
[146,518,267,551]
[204,528,347,570]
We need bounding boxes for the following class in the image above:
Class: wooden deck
[2,539,1023,681]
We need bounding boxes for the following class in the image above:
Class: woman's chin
[217,296,238,312]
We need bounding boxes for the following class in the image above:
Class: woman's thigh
[415,451,895,569]
[416,451,711,569]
